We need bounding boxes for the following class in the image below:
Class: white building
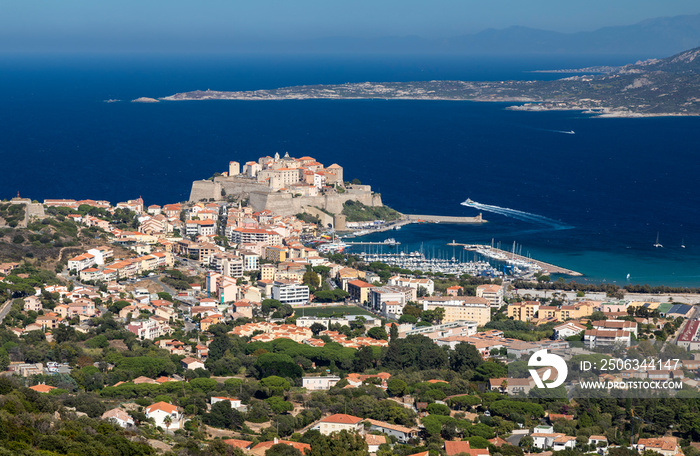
[476,284,504,307]
[127,319,170,340]
[185,220,216,237]
[101,408,135,428]
[181,357,206,370]
[67,253,96,272]
[316,414,364,436]
[370,287,406,314]
[382,300,405,318]
[365,419,419,444]
[387,276,434,296]
[552,321,587,340]
[23,296,43,313]
[227,228,281,246]
[240,250,260,271]
[145,402,182,430]
[211,396,242,409]
[272,280,310,306]
[584,329,631,348]
[585,321,637,348]
[302,376,341,391]
[553,436,577,451]
[592,320,638,337]
[210,253,245,278]
[295,315,381,330]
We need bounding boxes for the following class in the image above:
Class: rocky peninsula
[147,47,700,117]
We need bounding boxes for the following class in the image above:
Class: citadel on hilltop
[189,152,383,220]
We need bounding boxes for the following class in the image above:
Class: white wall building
[272,280,310,306]
[476,284,504,307]
[145,402,182,430]
[211,396,242,409]
[101,408,135,428]
[316,414,364,436]
[552,321,587,340]
[302,376,341,391]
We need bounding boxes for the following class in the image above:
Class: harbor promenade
[448,243,583,277]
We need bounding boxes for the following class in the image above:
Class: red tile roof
[29,384,56,393]
[320,413,363,424]
[146,401,178,414]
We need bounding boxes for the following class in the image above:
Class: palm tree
[500,379,508,394]
[163,415,172,432]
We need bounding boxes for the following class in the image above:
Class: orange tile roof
[146,401,178,414]
[365,434,386,445]
[320,413,363,424]
[223,439,252,449]
[252,440,310,453]
[29,384,56,393]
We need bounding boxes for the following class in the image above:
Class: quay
[448,242,583,277]
[404,213,486,224]
[345,240,401,246]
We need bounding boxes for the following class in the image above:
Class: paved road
[0,299,14,323]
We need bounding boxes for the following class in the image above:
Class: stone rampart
[189,177,383,216]
[189,180,221,202]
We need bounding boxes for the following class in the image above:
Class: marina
[356,251,502,277]
[447,241,583,277]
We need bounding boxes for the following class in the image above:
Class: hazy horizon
[2,1,700,53]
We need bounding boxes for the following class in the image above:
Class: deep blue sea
[2,53,700,286]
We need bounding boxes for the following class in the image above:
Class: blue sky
[2,0,699,52]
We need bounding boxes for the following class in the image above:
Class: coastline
[507,104,700,118]
[141,87,699,118]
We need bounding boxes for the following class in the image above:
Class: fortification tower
[228,161,240,176]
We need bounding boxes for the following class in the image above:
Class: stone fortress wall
[188,157,383,217]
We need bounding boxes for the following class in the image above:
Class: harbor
[447,241,583,277]
[356,251,501,277]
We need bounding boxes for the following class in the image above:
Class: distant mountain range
[263,13,700,57]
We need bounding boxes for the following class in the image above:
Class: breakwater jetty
[345,240,401,246]
[447,242,582,277]
[405,213,486,224]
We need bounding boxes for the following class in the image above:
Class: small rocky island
[146,47,700,117]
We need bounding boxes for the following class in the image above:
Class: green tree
[203,400,245,429]
[265,443,303,456]
[310,323,326,337]
[386,378,408,397]
[389,324,399,342]
[398,314,418,324]
[254,353,303,379]
[307,430,368,456]
[303,270,321,288]
[367,327,388,340]
[265,396,294,414]
[450,342,482,373]
[426,403,451,416]
[259,375,292,397]
[0,348,9,372]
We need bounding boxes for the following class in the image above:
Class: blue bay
[1,53,699,286]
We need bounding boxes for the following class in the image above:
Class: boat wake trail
[537,128,575,135]
[461,199,573,230]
